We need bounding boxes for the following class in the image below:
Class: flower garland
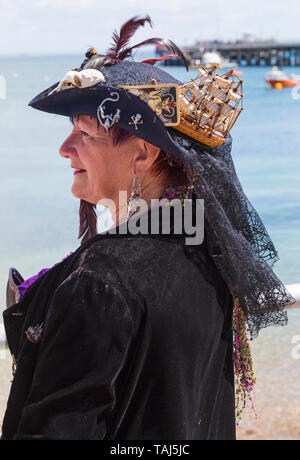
[160,184,194,205]
[232,296,258,424]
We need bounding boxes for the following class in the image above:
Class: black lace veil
[168,128,295,338]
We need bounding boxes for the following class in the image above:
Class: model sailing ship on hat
[8,16,295,424]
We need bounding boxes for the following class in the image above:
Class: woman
[2,16,294,440]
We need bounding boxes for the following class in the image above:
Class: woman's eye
[80,131,91,138]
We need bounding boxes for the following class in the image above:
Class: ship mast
[175,65,244,147]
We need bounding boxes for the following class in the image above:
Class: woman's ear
[133,139,161,175]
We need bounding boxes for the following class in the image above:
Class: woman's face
[59,115,137,205]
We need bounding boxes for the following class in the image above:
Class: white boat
[190,52,239,71]
[201,51,222,67]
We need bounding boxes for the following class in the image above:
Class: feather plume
[118,37,189,71]
[104,16,189,71]
[106,15,152,60]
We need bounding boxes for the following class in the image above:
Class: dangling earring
[127,175,141,219]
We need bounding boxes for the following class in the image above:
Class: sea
[0,54,299,326]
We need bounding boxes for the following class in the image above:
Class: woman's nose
[59,133,78,159]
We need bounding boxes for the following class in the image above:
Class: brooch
[25,323,43,344]
[97,92,121,132]
[118,83,180,126]
[129,113,143,130]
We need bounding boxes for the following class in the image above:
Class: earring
[127,175,141,219]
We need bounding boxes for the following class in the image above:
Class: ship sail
[200,95,222,115]
[179,94,196,117]
[214,109,242,133]
[219,102,234,117]
[227,89,242,104]
[199,113,212,126]
[209,85,228,102]
[180,81,206,101]
[189,82,206,101]
[215,75,233,90]
[198,67,214,85]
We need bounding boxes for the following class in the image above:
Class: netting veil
[168,128,295,339]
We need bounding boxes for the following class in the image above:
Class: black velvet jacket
[2,210,236,440]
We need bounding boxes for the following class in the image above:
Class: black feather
[106,15,152,60]
[118,37,189,71]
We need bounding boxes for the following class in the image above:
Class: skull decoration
[56,69,106,92]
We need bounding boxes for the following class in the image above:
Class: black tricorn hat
[29,15,246,158]
[29,60,189,161]
[29,15,197,161]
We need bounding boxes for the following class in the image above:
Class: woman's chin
[71,186,98,204]
[71,184,87,200]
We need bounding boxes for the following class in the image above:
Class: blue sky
[1,0,300,55]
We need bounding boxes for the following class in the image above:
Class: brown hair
[110,124,187,187]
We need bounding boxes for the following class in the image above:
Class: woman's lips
[74,169,86,175]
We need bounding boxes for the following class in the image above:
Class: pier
[214,41,300,66]
[156,40,300,67]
